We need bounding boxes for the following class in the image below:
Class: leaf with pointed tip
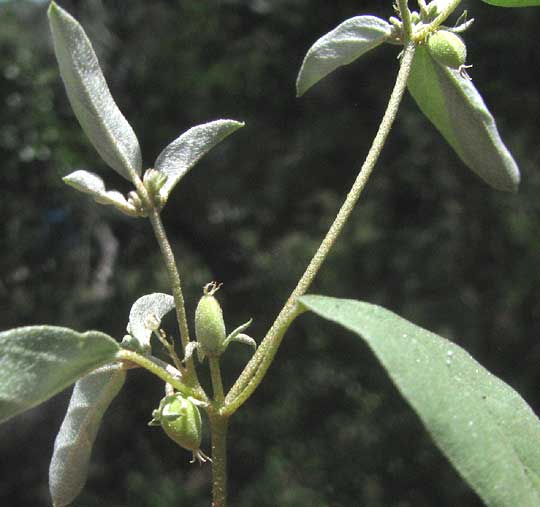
[300,295,540,507]
[296,16,392,97]
[48,2,142,182]
[63,170,135,214]
[126,293,175,352]
[480,0,540,6]
[0,326,119,423]
[49,364,126,507]
[407,45,520,192]
[154,119,244,202]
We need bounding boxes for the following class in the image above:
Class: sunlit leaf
[480,0,540,6]
[301,295,540,507]
[296,15,392,97]
[126,293,175,352]
[63,170,136,215]
[48,2,142,182]
[0,326,119,423]
[154,120,244,202]
[407,45,520,191]
[49,364,126,507]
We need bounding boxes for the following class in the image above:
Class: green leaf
[300,295,540,507]
[63,170,136,216]
[154,119,244,202]
[126,293,175,352]
[48,2,142,182]
[49,364,126,507]
[296,16,392,97]
[480,0,540,6]
[0,326,119,423]
[407,45,520,192]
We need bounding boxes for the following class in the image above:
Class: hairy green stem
[223,41,417,415]
[398,0,412,37]
[413,0,462,41]
[209,414,229,507]
[209,357,225,404]
[117,349,204,401]
[147,208,201,389]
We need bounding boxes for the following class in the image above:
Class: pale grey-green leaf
[154,119,244,201]
[48,2,142,181]
[127,293,175,351]
[63,170,132,210]
[296,15,391,97]
[407,45,520,192]
[49,364,126,507]
[0,326,119,423]
[300,295,540,507]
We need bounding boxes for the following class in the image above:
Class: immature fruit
[153,394,202,452]
[427,30,467,70]
[195,282,226,355]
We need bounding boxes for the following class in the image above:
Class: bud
[127,190,144,212]
[143,169,167,208]
[195,282,226,356]
[427,30,467,70]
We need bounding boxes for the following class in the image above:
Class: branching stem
[413,0,462,41]
[223,41,417,415]
[117,349,204,402]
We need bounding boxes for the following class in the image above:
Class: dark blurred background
[1,0,539,505]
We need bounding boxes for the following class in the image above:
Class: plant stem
[147,208,200,387]
[117,349,204,401]
[209,414,229,507]
[209,357,225,404]
[412,0,462,41]
[224,41,417,415]
[398,0,412,37]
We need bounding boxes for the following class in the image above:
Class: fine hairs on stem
[224,40,417,415]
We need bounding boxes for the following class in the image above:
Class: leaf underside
[301,295,540,507]
[48,2,142,181]
[407,45,520,192]
[49,364,126,507]
[296,15,391,97]
[127,293,175,351]
[0,326,119,423]
[63,170,130,208]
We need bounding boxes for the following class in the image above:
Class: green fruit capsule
[195,282,226,355]
[152,394,202,452]
[427,30,467,70]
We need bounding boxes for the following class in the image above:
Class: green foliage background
[0,1,539,506]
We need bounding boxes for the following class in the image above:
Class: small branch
[413,0,462,41]
[147,208,199,385]
[209,357,225,404]
[397,0,413,38]
[223,41,417,415]
[117,349,205,402]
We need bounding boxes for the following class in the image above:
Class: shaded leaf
[407,45,520,191]
[49,364,126,507]
[63,170,136,215]
[126,293,175,352]
[300,295,540,507]
[0,326,119,423]
[296,15,391,97]
[480,0,540,6]
[154,119,244,202]
[48,2,142,182]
